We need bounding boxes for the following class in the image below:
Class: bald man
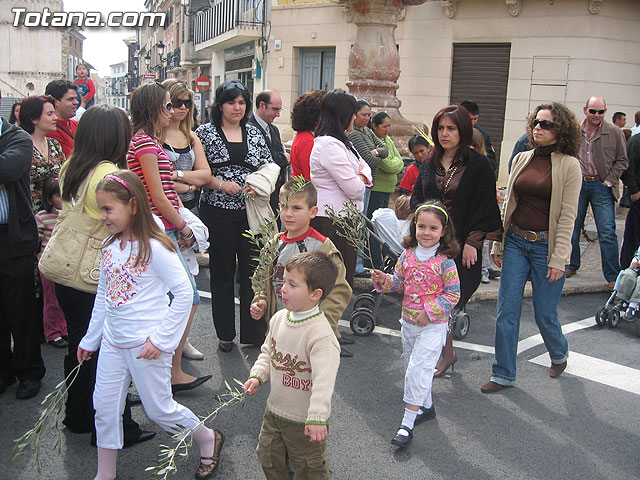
[566,96,628,287]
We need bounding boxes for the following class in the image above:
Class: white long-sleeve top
[310,135,372,217]
[79,238,192,354]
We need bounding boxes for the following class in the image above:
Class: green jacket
[372,136,404,193]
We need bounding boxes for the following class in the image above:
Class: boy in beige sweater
[244,252,341,480]
[250,179,354,356]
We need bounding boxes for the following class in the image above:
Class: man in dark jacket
[460,100,497,174]
[0,116,45,399]
[620,133,640,268]
[249,90,290,214]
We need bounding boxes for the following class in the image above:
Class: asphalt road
[2,281,639,479]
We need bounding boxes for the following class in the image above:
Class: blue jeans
[491,232,568,386]
[569,181,620,281]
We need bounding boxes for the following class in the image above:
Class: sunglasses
[173,99,192,109]
[222,81,246,91]
[588,108,606,115]
[533,119,555,130]
[164,102,173,111]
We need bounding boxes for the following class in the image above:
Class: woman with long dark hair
[411,105,501,377]
[56,105,153,445]
[196,81,274,352]
[481,103,582,393]
[310,89,373,287]
[290,89,325,181]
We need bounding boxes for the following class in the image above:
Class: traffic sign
[143,74,156,79]
[195,75,211,92]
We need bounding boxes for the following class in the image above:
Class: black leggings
[455,247,483,310]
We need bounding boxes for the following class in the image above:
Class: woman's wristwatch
[176,170,185,180]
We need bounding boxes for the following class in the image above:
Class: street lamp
[144,53,151,71]
[156,41,165,61]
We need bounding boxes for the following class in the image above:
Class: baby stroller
[349,215,471,339]
[595,270,640,336]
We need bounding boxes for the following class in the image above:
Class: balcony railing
[193,0,269,45]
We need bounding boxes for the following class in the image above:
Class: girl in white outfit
[78,170,223,480]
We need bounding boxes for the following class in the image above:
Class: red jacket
[46,118,78,158]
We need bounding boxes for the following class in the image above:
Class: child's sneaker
[624,306,637,321]
[615,300,629,312]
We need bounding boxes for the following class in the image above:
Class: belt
[582,175,601,182]
[509,224,548,242]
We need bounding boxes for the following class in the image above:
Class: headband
[415,204,449,224]
[104,174,130,191]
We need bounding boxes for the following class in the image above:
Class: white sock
[398,408,419,435]
[95,447,117,480]
[629,302,639,308]
[192,425,215,465]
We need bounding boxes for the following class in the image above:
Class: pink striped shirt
[127,132,180,230]
[35,210,59,260]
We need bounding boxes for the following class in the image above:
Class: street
[1,282,639,479]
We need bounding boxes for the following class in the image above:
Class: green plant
[325,200,375,268]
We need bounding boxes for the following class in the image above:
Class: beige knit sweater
[249,308,340,425]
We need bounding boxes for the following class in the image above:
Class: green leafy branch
[146,379,246,479]
[325,200,375,269]
[12,362,83,470]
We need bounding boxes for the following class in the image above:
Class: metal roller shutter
[449,43,511,169]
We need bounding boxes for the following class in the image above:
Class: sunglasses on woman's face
[173,99,192,109]
[533,119,555,130]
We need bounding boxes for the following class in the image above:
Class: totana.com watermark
[12,7,167,28]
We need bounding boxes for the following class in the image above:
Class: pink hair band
[104,174,130,191]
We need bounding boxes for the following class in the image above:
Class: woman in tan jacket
[481,103,582,393]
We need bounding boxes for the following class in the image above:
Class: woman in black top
[411,105,501,376]
[196,81,273,351]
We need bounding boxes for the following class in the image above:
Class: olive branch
[244,175,310,294]
[325,200,375,269]
[12,362,83,470]
[146,379,246,479]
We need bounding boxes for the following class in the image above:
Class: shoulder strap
[57,123,75,141]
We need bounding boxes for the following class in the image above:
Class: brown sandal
[195,429,224,479]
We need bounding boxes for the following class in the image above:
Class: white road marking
[517,317,595,354]
[530,351,640,396]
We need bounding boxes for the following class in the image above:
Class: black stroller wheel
[607,310,620,328]
[453,312,470,340]
[595,306,608,327]
[350,309,375,336]
[353,293,376,311]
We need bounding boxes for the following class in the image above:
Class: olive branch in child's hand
[146,379,246,479]
[244,176,311,294]
[325,201,375,269]
[12,362,84,471]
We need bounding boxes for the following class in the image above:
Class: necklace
[441,163,458,201]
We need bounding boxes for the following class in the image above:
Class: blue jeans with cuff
[490,231,568,386]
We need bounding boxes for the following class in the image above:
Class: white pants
[401,320,448,407]
[94,340,200,449]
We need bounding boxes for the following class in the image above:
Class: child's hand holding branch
[371,269,386,285]
[250,301,266,320]
[77,347,92,364]
[304,424,327,442]
[244,378,260,395]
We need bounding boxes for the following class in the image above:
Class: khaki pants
[256,410,330,480]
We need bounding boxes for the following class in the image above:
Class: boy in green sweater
[245,251,341,479]
[250,179,354,356]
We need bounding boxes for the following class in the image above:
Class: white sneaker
[182,338,204,360]
[480,274,490,284]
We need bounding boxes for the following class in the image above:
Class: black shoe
[123,430,156,448]
[218,342,234,353]
[340,348,353,358]
[16,379,41,399]
[48,337,68,349]
[338,336,355,345]
[488,269,501,279]
[415,405,436,425]
[391,426,413,447]
[127,392,142,406]
[0,377,16,395]
[172,375,212,393]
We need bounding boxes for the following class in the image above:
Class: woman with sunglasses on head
[196,81,274,352]
[411,105,502,377]
[128,83,211,393]
[481,103,582,394]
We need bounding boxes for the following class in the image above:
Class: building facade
[105,62,129,111]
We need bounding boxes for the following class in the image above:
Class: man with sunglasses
[250,90,290,215]
[567,96,628,287]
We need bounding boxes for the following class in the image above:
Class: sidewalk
[353,211,628,303]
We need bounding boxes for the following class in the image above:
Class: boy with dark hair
[459,99,497,173]
[250,178,354,356]
[398,135,432,195]
[245,251,340,480]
